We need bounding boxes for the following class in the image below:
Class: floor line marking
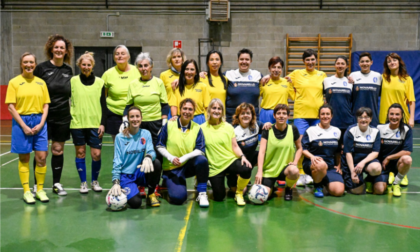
[1,157,18,167]
[299,195,420,230]
[175,200,194,252]
[0,151,11,156]
[0,143,114,146]
[0,187,112,191]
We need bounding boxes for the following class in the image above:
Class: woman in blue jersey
[375,104,412,197]
[109,106,162,208]
[157,98,210,207]
[341,107,382,195]
[302,105,344,198]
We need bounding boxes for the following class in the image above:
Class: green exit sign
[100,31,114,38]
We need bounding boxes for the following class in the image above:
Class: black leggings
[209,159,253,201]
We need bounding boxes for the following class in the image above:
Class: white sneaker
[196,192,209,208]
[80,182,88,194]
[91,180,103,192]
[305,175,314,185]
[32,185,37,197]
[296,174,306,187]
[53,183,67,196]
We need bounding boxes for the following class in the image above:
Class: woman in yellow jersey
[200,50,228,108]
[379,53,415,186]
[70,52,107,194]
[5,52,50,204]
[160,48,187,118]
[201,98,252,206]
[255,104,301,202]
[260,56,294,124]
[102,45,140,142]
[170,59,211,125]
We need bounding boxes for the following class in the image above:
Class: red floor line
[299,195,420,230]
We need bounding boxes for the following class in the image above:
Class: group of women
[6,33,415,208]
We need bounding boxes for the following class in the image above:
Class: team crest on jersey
[36,82,43,85]
[234,83,238,87]
[248,75,253,80]
[356,86,359,91]
[343,81,348,86]
[124,187,131,195]
[373,77,378,83]
[141,137,146,145]
[281,85,287,88]
[329,89,332,94]
[396,131,400,138]
[318,141,323,146]
[333,132,338,137]
[366,135,371,140]
[195,89,202,92]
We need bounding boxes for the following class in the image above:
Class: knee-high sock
[35,165,47,191]
[236,177,250,194]
[91,159,101,182]
[298,156,305,175]
[19,161,30,193]
[33,158,37,185]
[286,177,298,188]
[51,154,64,184]
[75,158,86,183]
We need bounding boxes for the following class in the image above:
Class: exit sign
[100,31,114,38]
[173,40,182,49]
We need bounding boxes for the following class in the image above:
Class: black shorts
[47,121,71,142]
[105,107,122,135]
[141,119,162,146]
[70,128,102,149]
[261,168,287,189]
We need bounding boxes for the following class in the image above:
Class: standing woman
[349,52,382,127]
[302,105,344,198]
[259,57,294,124]
[6,52,50,203]
[70,52,107,193]
[33,34,73,196]
[169,59,210,125]
[102,45,140,142]
[201,99,252,206]
[379,53,415,186]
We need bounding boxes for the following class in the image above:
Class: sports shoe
[400,175,408,187]
[276,180,286,187]
[91,181,103,192]
[392,184,401,197]
[388,172,395,185]
[53,183,67,196]
[80,182,88,194]
[147,194,161,207]
[138,186,146,198]
[284,187,293,201]
[35,190,49,203]
[23,191,35,204]
[196,192,209,208]
[365,182,373,194]
[235,193,246,206]
[305,175,314,185]
[154,185,162,198]
[296,175,306,187]
[314,186,324,198]
[32,185,37,198]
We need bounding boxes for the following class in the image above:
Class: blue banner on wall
[351,51,420,123]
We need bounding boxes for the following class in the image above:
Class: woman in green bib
[201,98,252,206]
[70,52,107,194]
[255,104,302,201]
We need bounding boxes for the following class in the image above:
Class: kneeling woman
[376,104,412,197]
[341,107,381,195]
[302,105,344,198]
[157,98,209,207]
[109,106,162,208]
[255,104,301,201]
[201,98,252,206]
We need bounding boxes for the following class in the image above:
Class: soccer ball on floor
[248,184,269,204]
[106,193,127,211]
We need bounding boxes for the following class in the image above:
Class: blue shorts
[303,162,344,186]
[294,118,320,135]
[260,108,276,124]
[193,114,206,125]
[11,114,48,154]
[167,110,172,120]
[342,159,380,189]
[70,128,102,149]
[120,168,147,200]
[374,160,399,183]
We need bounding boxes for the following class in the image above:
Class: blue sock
[197,182,207,193]
[91,159,101,182]
[75,158,86,183]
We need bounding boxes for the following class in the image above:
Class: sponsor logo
[303,74,308,77]
[331,82,336,85]
[356,78,362,81]
[318,141,323,146]
[318,73,323,76]
[356,136,361,138]
[120,76,128,79]
[366,135,371,140]
[47,72,54,76]
[383,139,402,145]
[19,82,25,85]
[142,85,150,88]
[343,81,348,86]
[169,75,173,78]
[383,132,389,135]
[317,133,323,137]
[125,142,129,145]
[281,85,287,88]
[36,82,43,85]
[62,74,70,78]
[195,89,202,92]
[268,84,273,87]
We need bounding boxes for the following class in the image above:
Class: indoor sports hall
[1,1,420,251]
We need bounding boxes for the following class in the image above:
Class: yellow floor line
[174,200,194,252]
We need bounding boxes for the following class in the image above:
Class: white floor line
[0,143,114,146]
[0,151,11,156]
[0,187,198,192]
[1,157,18,166]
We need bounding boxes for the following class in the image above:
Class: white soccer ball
[106,193,127,211]
[248,184,269,204]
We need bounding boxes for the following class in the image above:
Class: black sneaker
[284,187,293,201]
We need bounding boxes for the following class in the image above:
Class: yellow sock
[236,177,250,193]
[298,156,305,175]
[35,165,47,192]
[286,177,298,188]
[18,161,30,193]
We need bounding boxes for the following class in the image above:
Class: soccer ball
[248,184,269,204]
[106,193,127,211]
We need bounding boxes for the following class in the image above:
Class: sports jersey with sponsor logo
[200,74,227,106]
[377,124,412,161]
[323,75,353,129]
[349,71,382,126]
[112,129,156,181]
[342,124,381,165]
[260,78,294,110]
[302,124,341,169]
[225,69,262,122]
[169,81,211,115]
[160,69,179,101]
[234,121,263,160]
[34,61,72,124]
